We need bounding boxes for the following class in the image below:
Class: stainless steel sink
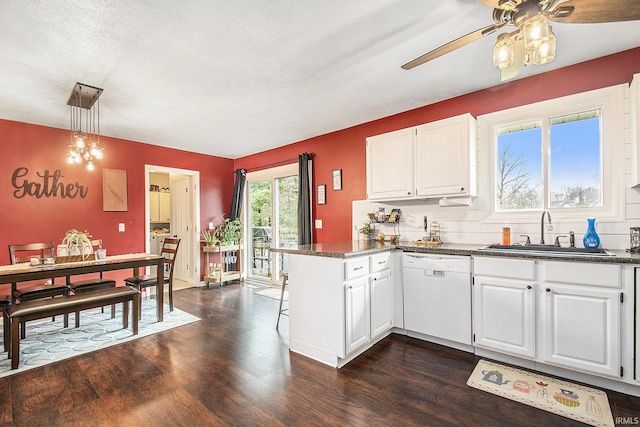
[478,244,615,257]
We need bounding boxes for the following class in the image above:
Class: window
[479,84,625,222]
[496,110,602,211]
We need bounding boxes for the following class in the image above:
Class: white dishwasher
[402,253,472,346]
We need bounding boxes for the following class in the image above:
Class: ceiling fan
[402,0,640,81]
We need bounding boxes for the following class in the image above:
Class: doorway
[145,165,200,286]
[245,164,298,286]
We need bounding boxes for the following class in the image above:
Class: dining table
[0,253,166,322]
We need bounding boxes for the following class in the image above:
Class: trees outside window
[496,110,602,212]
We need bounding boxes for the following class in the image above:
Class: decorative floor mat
[254,287,287,301]
[467,359,614,427]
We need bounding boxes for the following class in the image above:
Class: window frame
[478,84,626,224]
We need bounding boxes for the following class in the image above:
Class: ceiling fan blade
[547,0,640,23]
[500,35,526,81]
[402,23,506,70]
[476,0,508,8]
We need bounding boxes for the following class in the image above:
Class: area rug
[255,287,287,301]
[0,299,200,378]
[467,359,614,427]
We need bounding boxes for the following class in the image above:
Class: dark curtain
[229,168,246,220]
[297,153,313,245]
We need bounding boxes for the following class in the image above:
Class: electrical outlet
[118,223,125,232]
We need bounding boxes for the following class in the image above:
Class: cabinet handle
[354,266,363,271]
[545,288,551,293]
[526,285,532,290]
[378,261,386,264]
[408,191,411,195]
[460,187,464,191]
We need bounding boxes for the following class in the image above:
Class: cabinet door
[370,270,393,339]
[345,276,371,355]
[473,276,535,358]
[415,113,476,197]
[149,192,160,221]
[158,192,171,222]
[541,284,621,377]
[366,128,415,200]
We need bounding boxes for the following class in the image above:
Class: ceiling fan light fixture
[532,27,556,65]
[522,13,550,50]
[492,33,515,70]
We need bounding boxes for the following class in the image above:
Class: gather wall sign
[11,167,88,199]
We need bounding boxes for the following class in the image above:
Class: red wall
[0,119,235,266]
[234,47,640,243]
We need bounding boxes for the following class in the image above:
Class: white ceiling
[1,1,639,159]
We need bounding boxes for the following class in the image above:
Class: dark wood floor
[0,283,638,426]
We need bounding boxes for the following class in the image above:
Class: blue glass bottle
[583,217,600,249]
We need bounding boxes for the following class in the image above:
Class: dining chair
[66,239,117,327]
[8,242,70,338]
[0,296,11,352]
[124,237,181,316]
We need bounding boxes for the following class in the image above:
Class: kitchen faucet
[540,210,553,245]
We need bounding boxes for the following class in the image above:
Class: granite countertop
[272,241,640,264]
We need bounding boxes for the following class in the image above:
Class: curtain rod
[244,152,314,172]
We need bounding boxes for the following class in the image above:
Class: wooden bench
[7,286,141,369]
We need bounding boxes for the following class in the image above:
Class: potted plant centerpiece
[60,229,93,259]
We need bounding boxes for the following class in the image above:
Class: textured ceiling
[1,1,639,159]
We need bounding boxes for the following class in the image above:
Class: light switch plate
[315,219,323,229]
[118,223,125,232]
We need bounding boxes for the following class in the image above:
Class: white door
[541,283,621,377]
[171,175,191,282]
[245,164,298,285]
[370,270,393,339]
[344,276,370,355]
[473,276,536,358]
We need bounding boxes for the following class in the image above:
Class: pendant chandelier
[66,83,104,171]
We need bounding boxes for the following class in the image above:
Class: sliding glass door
[245,164,298,285]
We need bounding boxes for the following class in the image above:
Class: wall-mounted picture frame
[317,184,326,205]
[332,169,342,191]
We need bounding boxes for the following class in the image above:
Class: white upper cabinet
[366,113,476,201]
[366,127,415,200]
[630,73,640,187]
[415,113,476,197]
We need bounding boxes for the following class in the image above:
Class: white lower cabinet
[288,251,394,368]
[344,276,371,354]
[473,275,535,358]
[370,269,393,339]
[542,284,620,377]
[541,261,622,378]
[472,256,624,379]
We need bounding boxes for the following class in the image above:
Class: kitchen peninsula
[273,241,640,397]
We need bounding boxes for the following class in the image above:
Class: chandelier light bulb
[86,160,95,171]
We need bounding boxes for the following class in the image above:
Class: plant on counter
[61,229,93,258]
[357,222,375,239]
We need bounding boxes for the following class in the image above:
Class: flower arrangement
[61,229,93,258]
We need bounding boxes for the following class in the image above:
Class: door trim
[145,165,200,286]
